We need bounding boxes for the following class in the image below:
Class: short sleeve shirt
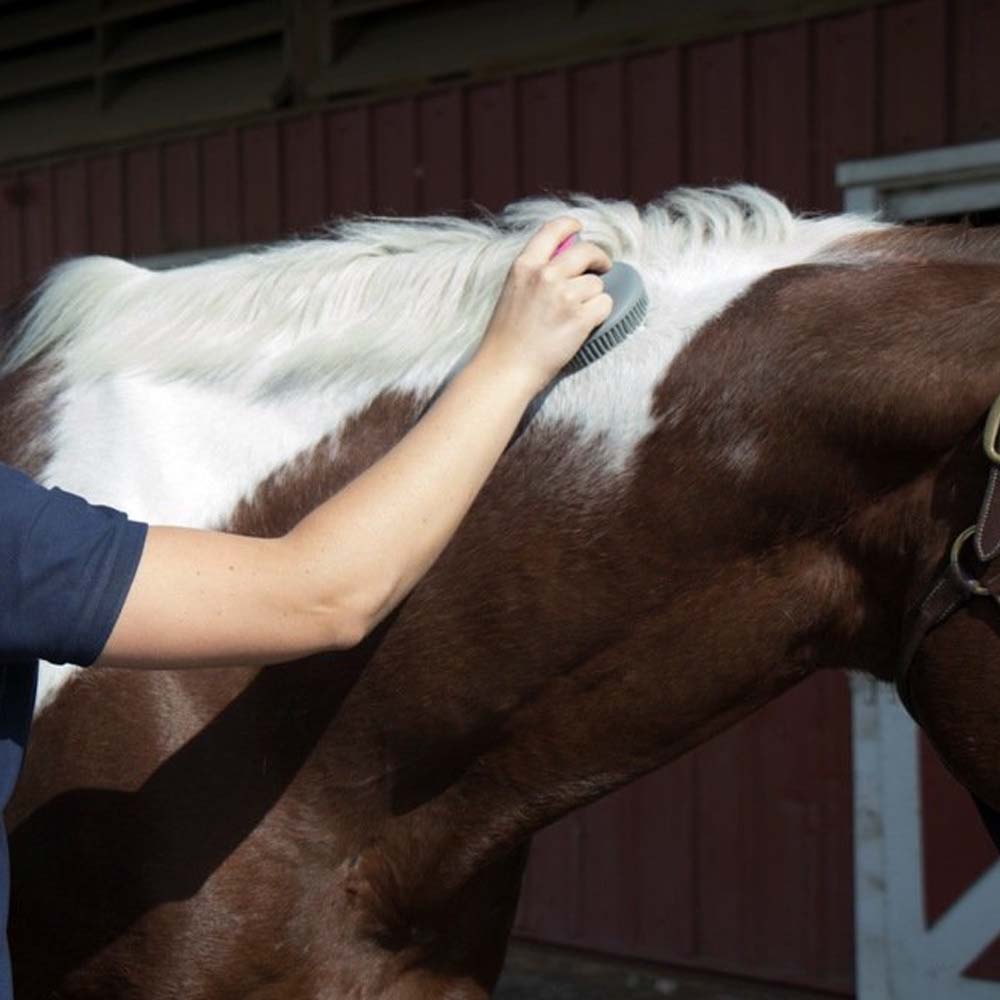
[0,462,147,998]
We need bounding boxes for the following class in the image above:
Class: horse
[0,185,998,999]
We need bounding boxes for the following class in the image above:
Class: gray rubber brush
[419,234,649,438]
[561,258,649,375]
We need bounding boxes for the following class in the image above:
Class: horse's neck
[659,233,1000,683]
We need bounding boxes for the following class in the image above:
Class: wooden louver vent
[0,0,286,164]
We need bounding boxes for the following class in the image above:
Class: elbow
[323,610,369,651]
[317,580,397,650]
[277,534,398,651]
[318,596,374,650]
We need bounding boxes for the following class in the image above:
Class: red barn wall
[2,1,999,994]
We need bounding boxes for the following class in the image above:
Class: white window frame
[839,141,1000,1000]
[838,138,1000,220]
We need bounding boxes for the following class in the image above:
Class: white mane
[17,185,890,715]
[1,185,888,393]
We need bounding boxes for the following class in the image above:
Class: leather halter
[896,394,1000,723]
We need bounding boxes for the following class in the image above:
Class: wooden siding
[2,0,1000,993]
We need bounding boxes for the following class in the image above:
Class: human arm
[94,218,612,668]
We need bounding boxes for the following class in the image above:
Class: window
[837,139,1000,223]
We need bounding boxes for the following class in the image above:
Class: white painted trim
[886,179,1000,222]
[839,139,1000,221]
[851,673,894,998]
[837,138,1000,189]
[850,677,1000,998]
[929,863,1000,971]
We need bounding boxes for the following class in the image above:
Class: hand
[476,217,613,393]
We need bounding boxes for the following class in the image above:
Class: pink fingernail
[552,233,578,259]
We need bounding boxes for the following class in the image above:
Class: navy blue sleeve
[0,463,148,667]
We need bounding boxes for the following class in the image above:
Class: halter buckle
[983,394,1000,464]
[950,525,991,597]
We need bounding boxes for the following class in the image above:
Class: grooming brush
[551,232,649,375]
[416,231,649,437]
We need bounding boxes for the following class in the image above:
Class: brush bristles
[561,291,649,375]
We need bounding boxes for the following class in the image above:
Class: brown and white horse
[0,186,998,999]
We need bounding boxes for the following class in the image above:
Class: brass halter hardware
[898,394,1000,849]
[897,392,1000,723]
[983,392,1000,465]
[950,525,990,597]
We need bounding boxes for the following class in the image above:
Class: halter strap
[896,393,1000,722]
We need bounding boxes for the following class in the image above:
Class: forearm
[96,217,612,668]
[281,342,540,634]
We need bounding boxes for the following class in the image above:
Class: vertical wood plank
[21,166,54,287]
[326,106,373,219]
[688,676,854,987]
[813,673,855,992]
[467,80,518,212]
[87,154,125,258]
[572,60,626,199]
[418,89,465,215]
[163,139,200,252]
[626,48,683,206]
[880,0,948,154]
[241,122,281,244]
[519,70,572,196]
[575,787,633,952]
[53,161,89,261]
[632,762,697,960]
[282,114,326,235]
[124,146,163,259]
[812,9,877,211]
[372,99,417,215]
[953,0,1000,144]
[750,685,821,977]
[515,812,584,942]
[202,130,242,247]
[0,175,24,307]
[686,36,747,186]
[691,711,753,969]
[748,23,811,210]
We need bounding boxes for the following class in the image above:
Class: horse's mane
[0,186,887,392]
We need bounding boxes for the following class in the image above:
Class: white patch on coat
[11,186,891,715]
[33,377,364,712]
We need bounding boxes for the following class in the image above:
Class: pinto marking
[4,186,888,715]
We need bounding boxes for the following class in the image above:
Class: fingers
[566,272,606,303]
[518,217,582,268]
[518,216,612,275]
[583,290,614,327]
[548,238,612,277]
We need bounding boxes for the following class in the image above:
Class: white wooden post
[851,677,1000,998]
